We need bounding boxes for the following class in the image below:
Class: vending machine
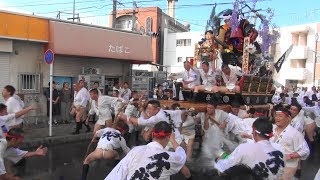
[131,70,154,98]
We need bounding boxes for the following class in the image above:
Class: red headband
[276,110,290,117]
[116,126,126,133]
[152,130,171,138]
[254,112,265,117]
[5,133,24,139]
[252,128,273,138]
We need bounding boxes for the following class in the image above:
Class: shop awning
[49,21,153,63]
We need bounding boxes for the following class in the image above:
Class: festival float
[161,0,280,112]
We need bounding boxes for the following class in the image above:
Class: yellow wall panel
[28,17,49,41]
[6,14,28,38]
[0,13,8,36]
[0,12,48,41]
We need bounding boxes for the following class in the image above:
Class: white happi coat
[200,109,229,132]
[220,67,240,86]
[290,110,306,133]
[138,109,183,137]
[95,127,130,154]
[181,115,195,136]
[199,69,216,90]
[124,101,139,118]
[180,115,196,143]
[89,95,119,123]
[105,141,186,180]
[182,68,200,88]
[119,88,132,102]
[73,87,90,107]
[5,97,23,127]
[270,125,310,168]
[0,139,27,176]
[215,140,284,180]
[225,113,245,135]
[303,105,320,127]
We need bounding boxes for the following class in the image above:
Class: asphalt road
[8,139,320,180]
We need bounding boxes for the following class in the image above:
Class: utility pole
[73,0,76,22]
[112,0,117,28]
[57,11,61,19]
[132,1,137,31]
[314,33,318,86]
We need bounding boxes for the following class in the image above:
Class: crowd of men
[0,61,319,179]
[167,61,242,103]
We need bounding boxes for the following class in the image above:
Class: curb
[22,132,92,149]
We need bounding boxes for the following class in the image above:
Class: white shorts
[181,133,195,144]
[96,118,112,126]
[96,110,113,126]
[204,85,214,91]
[4,148,27,163]
[284,158,299,168]
[96,143,113,151]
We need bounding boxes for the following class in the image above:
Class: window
[18,74,40,93]
[145,17,153,33]
[290,59,306,68]
[177,57,183,63]
[176,39,191,46]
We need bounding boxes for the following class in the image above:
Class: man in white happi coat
[119,82,131,102]
[0,128,47,180]
[215,117,285,180]
[0,104,35,138]
[270,107,310,180]
[171,61,201,100]
[87,89,123,135]
[224,112,248,143]
[180,112,196,162]
[181,61,200,90]
[119,100,184,144]
[200,101,239,158]
[230,102,249,119]
[303,99,320,128]
[288,103,305,133]
[192,61,219,102]
[82,120,130,180]
[290,103,316,154]
[105,121,186,180]
[72,81,90,134]
[216,63,241,93]
[2,85,24,129]
[201,101,229,132]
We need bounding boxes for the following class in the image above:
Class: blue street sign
[44,49,54,64]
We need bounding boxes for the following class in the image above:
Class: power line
[8,0,162,8]
[6,0,106,8]
[33,0,162,15]
[57,1,273,22]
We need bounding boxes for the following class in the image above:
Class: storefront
[0,11,48,112]
[46,21,153,95]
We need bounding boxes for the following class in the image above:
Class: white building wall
[163,31,202,74]
[9,41,44,89]
[8,41,46,117]
[273,23,318,88]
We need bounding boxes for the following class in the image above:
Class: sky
[1,0,320,32]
